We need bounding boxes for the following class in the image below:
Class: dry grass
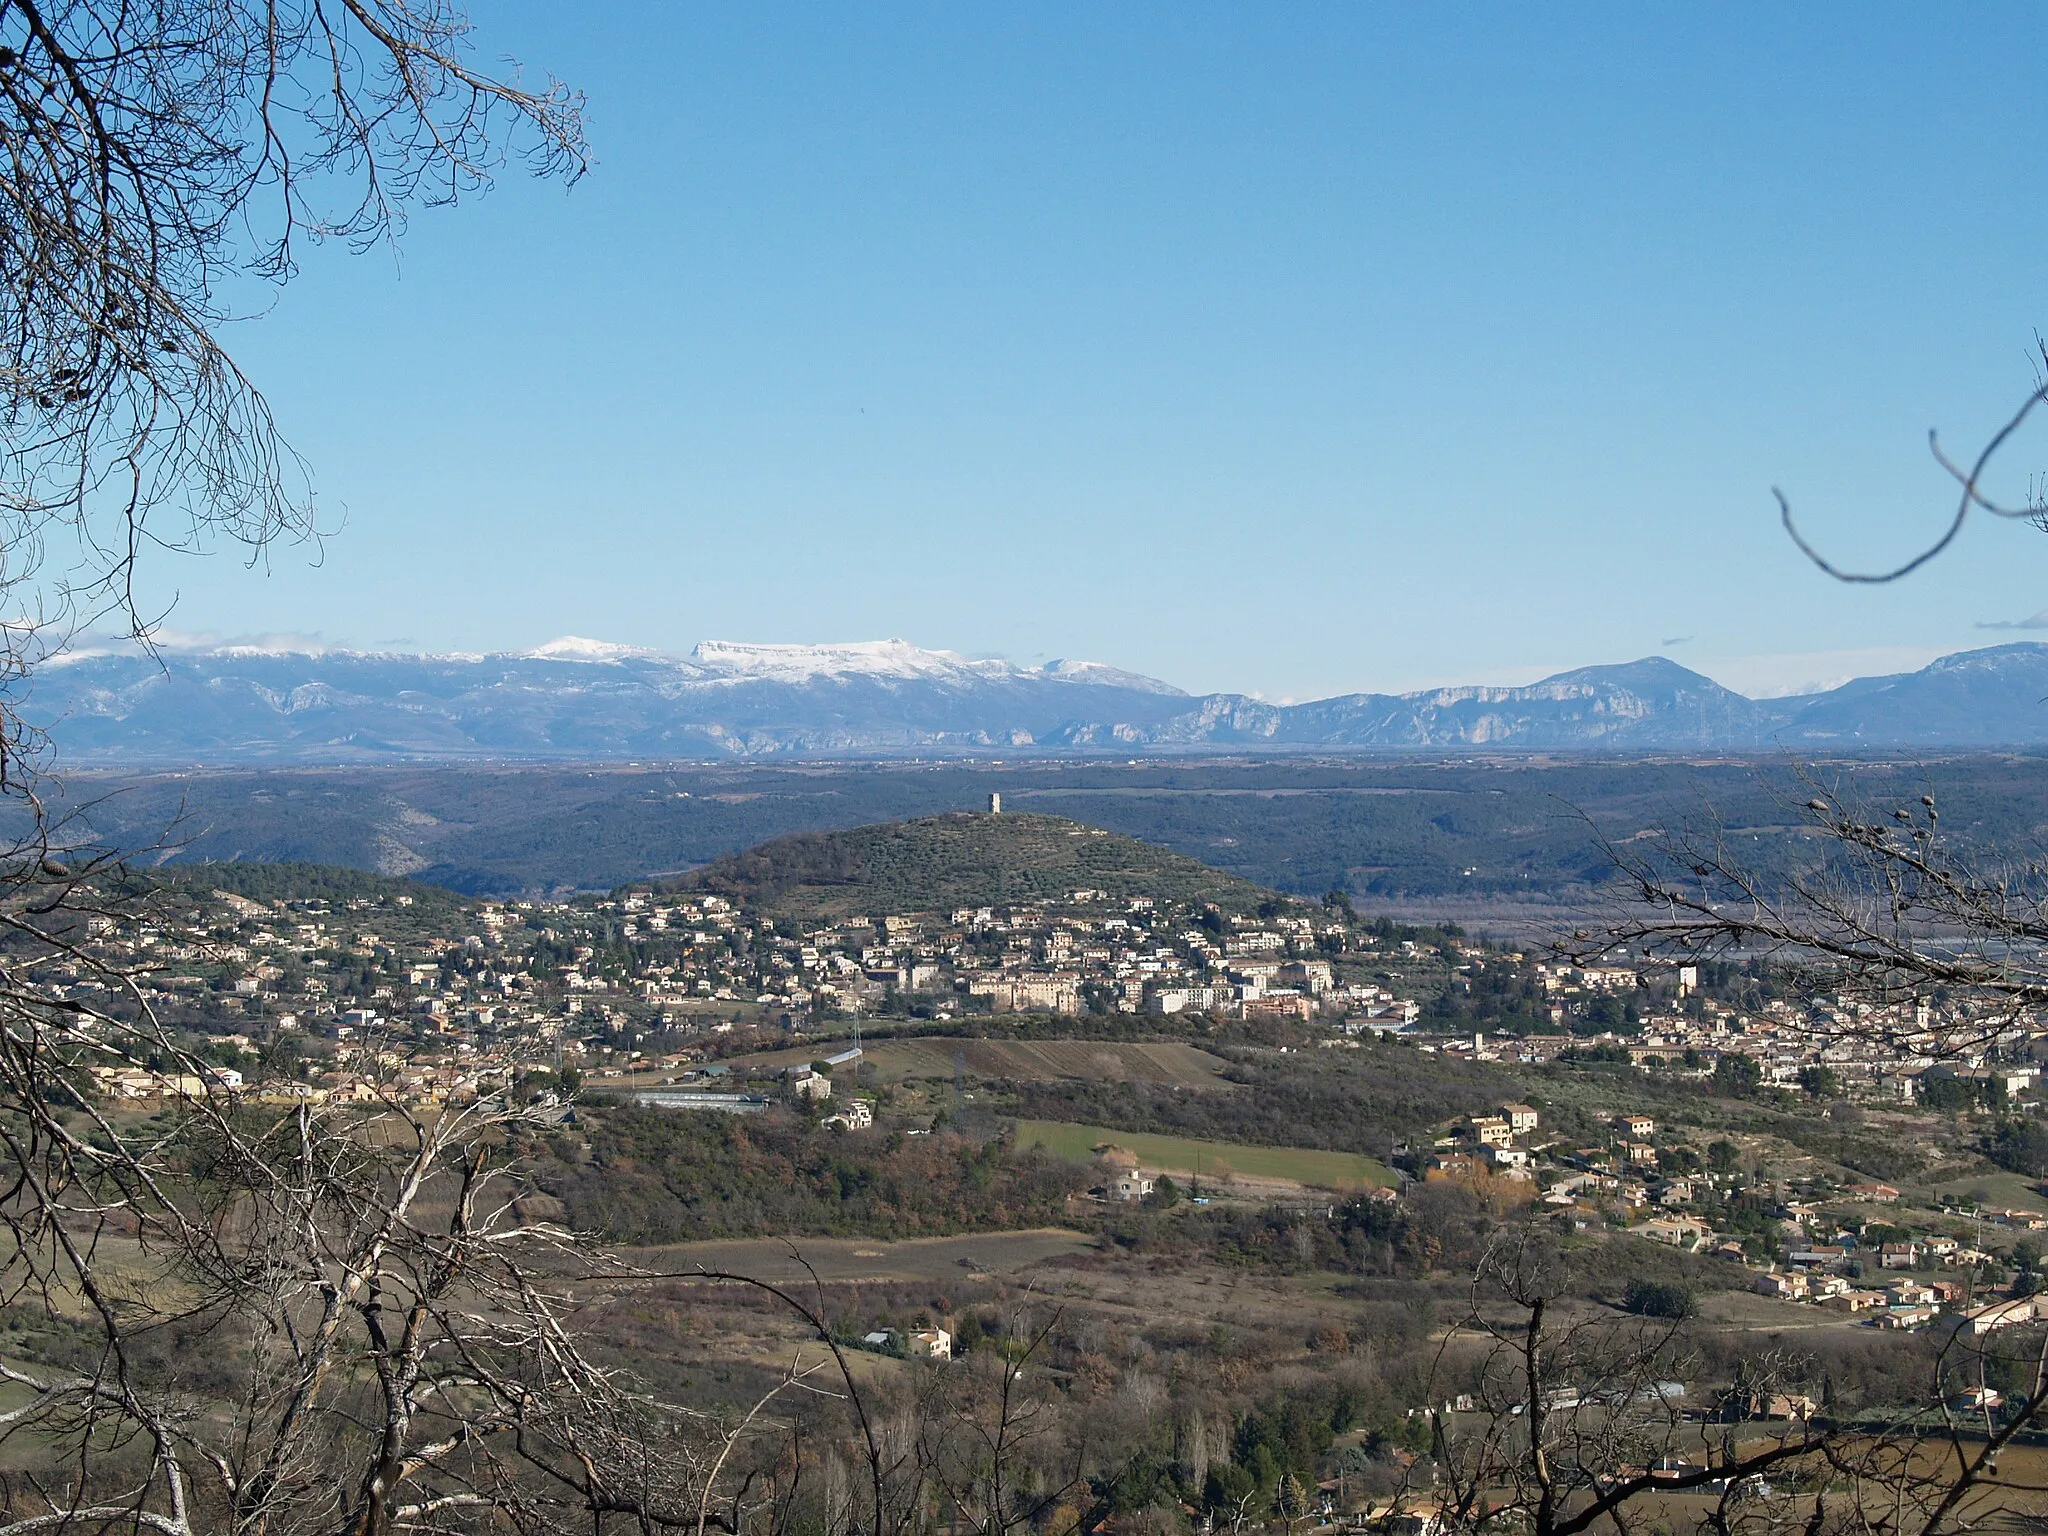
[1013,1119,1397,1191]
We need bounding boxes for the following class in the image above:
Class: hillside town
[60,875,1418,1107]
[58,872,2046,1119]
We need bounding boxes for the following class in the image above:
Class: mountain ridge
[20,637,2048,761]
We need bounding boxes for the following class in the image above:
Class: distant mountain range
[22,636,2048,762]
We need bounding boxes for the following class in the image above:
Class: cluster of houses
[917,896,1404,1025]
[1418,1098,2046,1334]
[1420,964,2048,1109]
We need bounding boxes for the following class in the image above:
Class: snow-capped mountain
[21,638,1197,760]
[20,638,2048,762]
[686,638,1049,686]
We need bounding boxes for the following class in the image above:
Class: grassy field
[1926,1170,2047,1211]
[1011,1119,1396,1191]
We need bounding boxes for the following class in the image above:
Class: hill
[684,811,1279,919]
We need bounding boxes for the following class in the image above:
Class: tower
[988,792,1001,814]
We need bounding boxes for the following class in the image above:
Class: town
[71,864,2038,1113]
[55,859,2048,1343]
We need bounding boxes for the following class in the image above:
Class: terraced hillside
[685,811,1279,919]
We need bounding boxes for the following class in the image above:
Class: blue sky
[147,4,2048,699]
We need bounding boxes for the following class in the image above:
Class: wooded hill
[682,811,1280,919]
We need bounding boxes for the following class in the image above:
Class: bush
[1624,1277,1697,1319]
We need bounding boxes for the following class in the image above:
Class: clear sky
[145,4,2048,700]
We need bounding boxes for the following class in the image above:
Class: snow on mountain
[684,640,1186,691]
[1042,658,1189,696]
[688,638,1013,684]
[524,636,665,663]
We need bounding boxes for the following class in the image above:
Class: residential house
[1758,1393,1819,1420]
[1637,1217,1711,1251]
[1756,1272,1807,1301]
[1963,1296,2040,1335]
[1789,1246,1849,1270]
[907,1328,953,1360]
[823,1100,874,1131]
[1471,1116,1514,1148]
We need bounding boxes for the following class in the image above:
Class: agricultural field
[726,1036,1239,1090]
[1010,1118,1397,1191]
[632,1228,1096,1283]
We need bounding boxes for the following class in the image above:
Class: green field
[1011,1119,1396,1191]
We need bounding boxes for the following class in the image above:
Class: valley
[41,751,2048,902]
[17,798,2048,1536]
